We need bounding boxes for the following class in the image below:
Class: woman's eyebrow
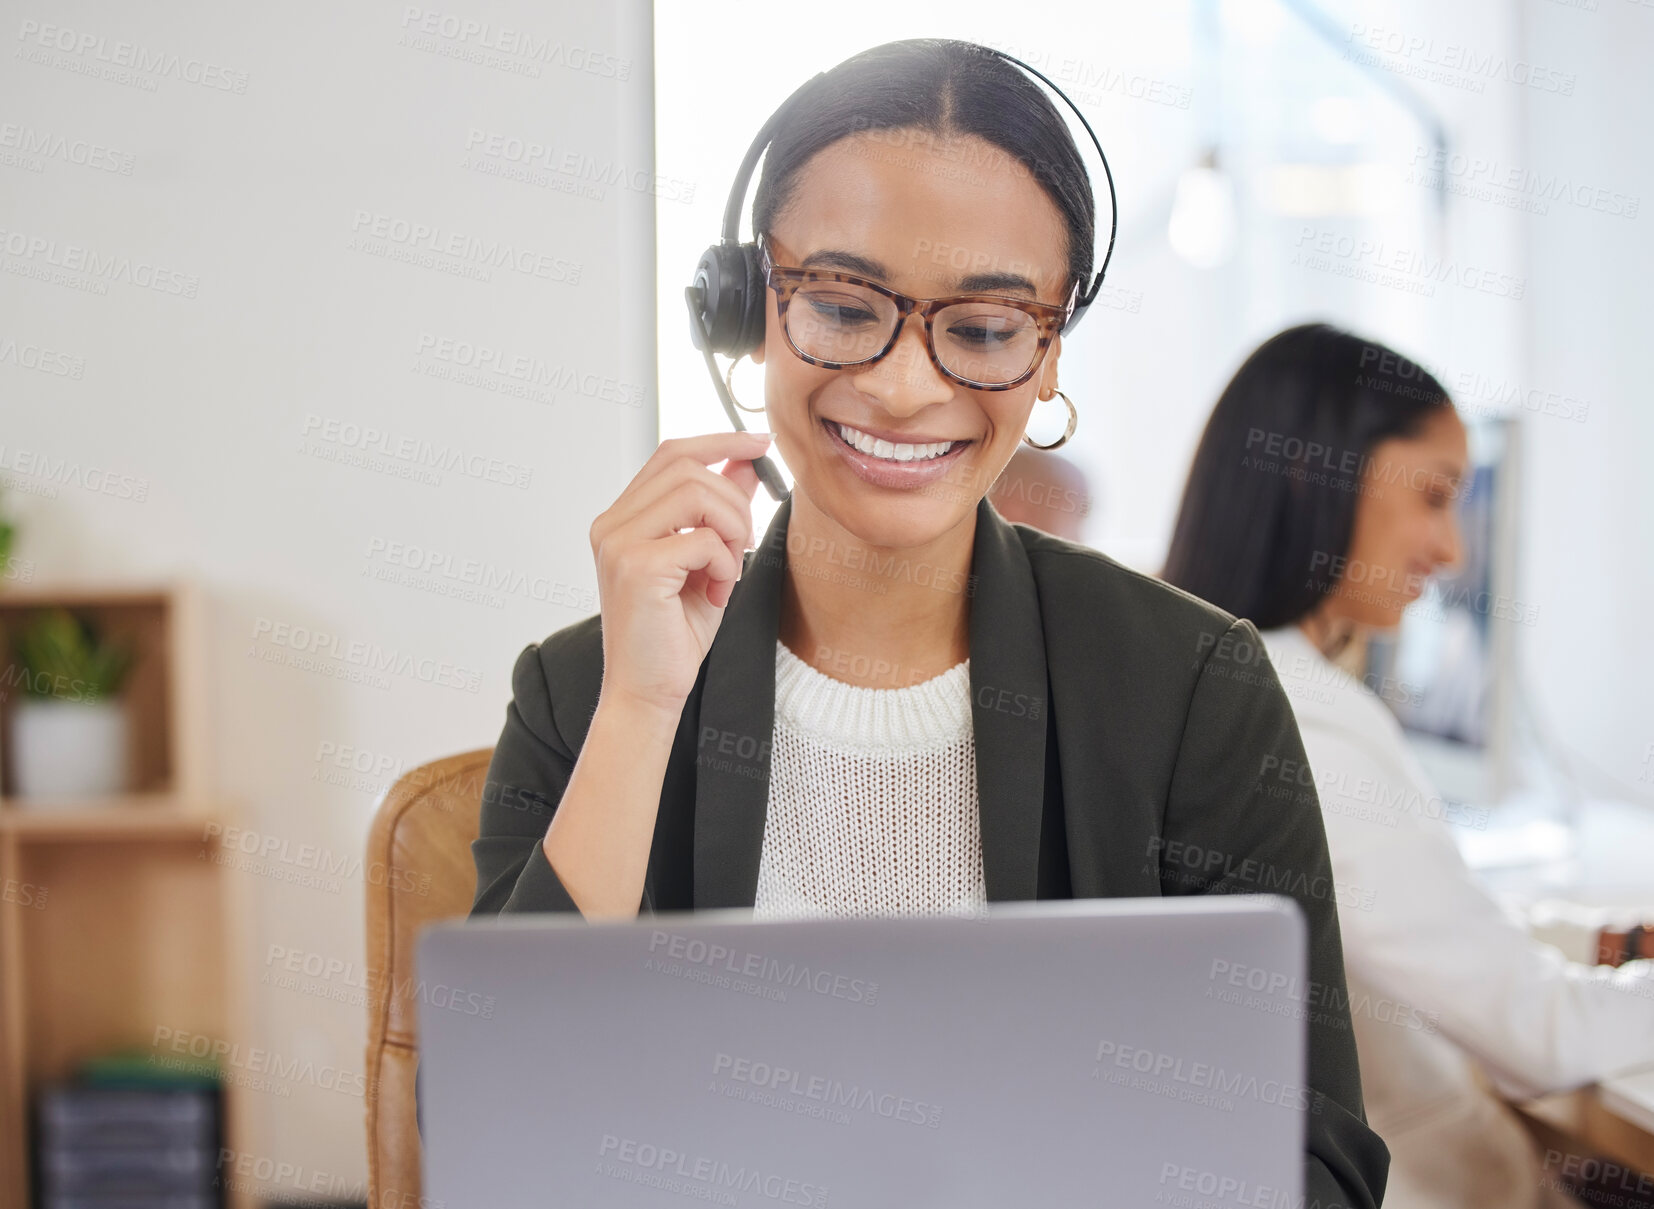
[958,270,1039,297]
[800,248,886,277]
[800,248,1040,297]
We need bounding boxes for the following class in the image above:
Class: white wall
[1,0,657,1190]
[1515,0,1654,797]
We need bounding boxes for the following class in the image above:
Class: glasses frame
[758,238,1073,391]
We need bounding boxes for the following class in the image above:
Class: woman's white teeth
[835,422,957,462]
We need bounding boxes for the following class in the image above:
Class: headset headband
[716,44,1118,332]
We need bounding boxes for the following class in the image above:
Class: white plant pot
[10,698,130,804]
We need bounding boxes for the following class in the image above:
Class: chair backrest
[363,747,491,1208]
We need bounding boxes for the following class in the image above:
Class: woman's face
[749,128,1073,551]
[1325,406,1470,628]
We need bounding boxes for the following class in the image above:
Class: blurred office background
[0,0,1648,1203]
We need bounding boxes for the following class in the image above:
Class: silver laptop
[418,896,1308,1207]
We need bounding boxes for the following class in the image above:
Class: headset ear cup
[690,245,731,354]
[691,243,765,358]
[732,243,767,358]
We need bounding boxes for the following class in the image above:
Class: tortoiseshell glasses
[759,238,1074,391]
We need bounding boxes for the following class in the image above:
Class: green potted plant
[0,482,15,584]
[8,608,136,803]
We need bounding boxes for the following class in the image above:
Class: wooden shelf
[0,587,202,802]
[0,794,214,841]
[0,583,176,609]
[0,584,245,1209]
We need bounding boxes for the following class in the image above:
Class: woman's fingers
[663,527,742,609]
[584,432,772,715]
[605,473,753,568]
[718,455,763,547]
[621,457,754,540]
[621,431,772,501]
[595,441,767,555]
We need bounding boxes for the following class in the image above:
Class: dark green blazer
[461,494,1390,1207]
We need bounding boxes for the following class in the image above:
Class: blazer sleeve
[471,639,657,919]
[1161,617,1390,1209]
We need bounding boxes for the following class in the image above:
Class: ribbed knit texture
[751,639,986,920]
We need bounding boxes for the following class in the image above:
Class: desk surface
[1458,797,1654,1171]
[1453,795,1654,911]
[1516,1081,1654,1175]
[1603,1067,1654,1137]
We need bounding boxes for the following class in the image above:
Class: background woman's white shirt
[1260,625,1654,1209]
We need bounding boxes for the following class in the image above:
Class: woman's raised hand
[588,431,773,718]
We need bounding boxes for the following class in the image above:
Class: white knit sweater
[751,640,986,920]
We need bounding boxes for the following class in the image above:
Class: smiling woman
[457,38,1389,1207]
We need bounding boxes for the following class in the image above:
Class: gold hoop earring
[725,356,766,415]
[1022,389,1077,451]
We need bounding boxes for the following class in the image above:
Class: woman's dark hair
[751,39,1095,302]
[1161,323,1455,629]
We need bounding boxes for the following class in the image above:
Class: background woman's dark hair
[1161,323,1455,629]
[751,38,1095,302]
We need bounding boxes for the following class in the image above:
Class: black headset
[684,43,1119,502]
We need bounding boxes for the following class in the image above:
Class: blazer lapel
[692,496,791,908]
[967,497,1050,902]
[690,494,1050,907]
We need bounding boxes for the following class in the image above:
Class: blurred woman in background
[1163,323,1654,1209]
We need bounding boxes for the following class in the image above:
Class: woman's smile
[818,414,976,490]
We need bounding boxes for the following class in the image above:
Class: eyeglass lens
[785,278,1042,386]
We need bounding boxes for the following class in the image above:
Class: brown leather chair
[364,747,492,1209]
